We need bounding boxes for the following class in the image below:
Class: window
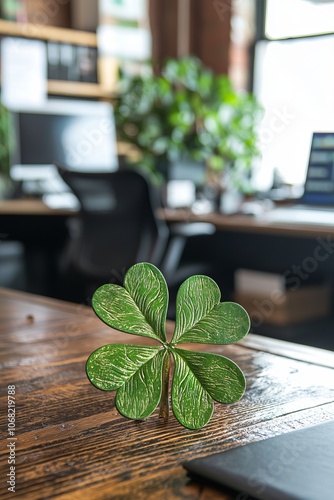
[266,0,334,39]
[252,0,334,191]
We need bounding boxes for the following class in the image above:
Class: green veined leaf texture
[177,302,250,345]
[124,262,168,342]
[174,348,246,403]
[173,275,221,343]
[86,344,163,391]
[92,263,168,342]
[173,275,250,344]
[171,350,214,429]
[116,348,166,419]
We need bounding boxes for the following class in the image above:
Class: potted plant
[0,101,13,198]
[114,56,262,199]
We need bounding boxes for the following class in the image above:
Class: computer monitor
[9,99,119,184]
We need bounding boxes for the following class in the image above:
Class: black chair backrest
[57,166,169,281]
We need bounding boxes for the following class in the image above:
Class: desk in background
[0,287,334,499]
[160,208,334,276]
[160,208,334,350]
[0,198,77,216]
[0,199,77,297]
[2,201,334,349]
[160,207,334,238]
[2,200,334,236]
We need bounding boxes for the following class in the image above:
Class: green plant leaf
[171,348,246,429]
[86,344,166,419]
[92,262,168,342]
[86,344,163,390]
[114,56,263,189]
[172,275,250,344]
[171,350,213,429]
[86,262,250,429]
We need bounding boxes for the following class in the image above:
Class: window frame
[251,0,334,190]
[257,0,334,42]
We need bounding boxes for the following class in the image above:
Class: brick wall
[150,0,232,74]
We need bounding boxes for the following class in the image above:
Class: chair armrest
[161,222,216,280]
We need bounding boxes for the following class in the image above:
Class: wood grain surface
[1,287,334,499]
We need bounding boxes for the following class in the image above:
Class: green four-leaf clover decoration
[86,262,250,429]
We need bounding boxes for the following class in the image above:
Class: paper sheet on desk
[1,37,47,108]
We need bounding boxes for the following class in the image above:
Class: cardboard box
[234,283,332,326]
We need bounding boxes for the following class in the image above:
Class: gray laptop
[184,419,334,500]
[264,132,334,224]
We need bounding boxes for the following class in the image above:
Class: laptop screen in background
[303,132,334,205]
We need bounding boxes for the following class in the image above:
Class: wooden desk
[0,198,76,242]
[0,198,77,216]
[1,288,334,499]
[2,200,334,237]
[0,199,78,297]
[161,208,334,238]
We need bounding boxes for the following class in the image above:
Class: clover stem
[159,352,170,421]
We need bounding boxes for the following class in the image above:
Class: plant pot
[0,174,13,200]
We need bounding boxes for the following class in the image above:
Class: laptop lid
[302,132,334,205]
[183,419,334,500]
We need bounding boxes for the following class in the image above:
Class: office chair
[56,167,168,300]
[57,165,216,314]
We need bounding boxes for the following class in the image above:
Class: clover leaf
[86,262,250,429]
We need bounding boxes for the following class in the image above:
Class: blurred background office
[1,0,334,349]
